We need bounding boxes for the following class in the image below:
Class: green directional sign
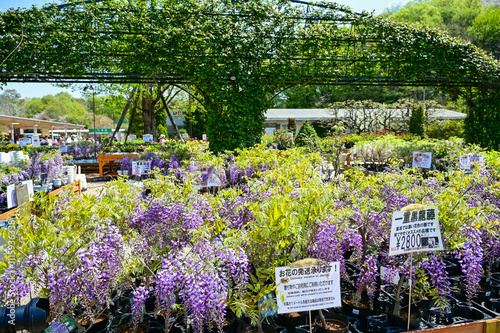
[89,128,112,134]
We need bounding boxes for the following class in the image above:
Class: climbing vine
[0,0,499,151]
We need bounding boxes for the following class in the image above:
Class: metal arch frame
[0,1,496,89]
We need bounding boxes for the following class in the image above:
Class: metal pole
[10,123,14,143]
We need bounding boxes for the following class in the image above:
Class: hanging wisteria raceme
[456,225,483,304]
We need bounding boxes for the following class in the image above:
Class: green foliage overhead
[0,0,499,151]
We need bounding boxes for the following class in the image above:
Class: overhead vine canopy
[1,0,499,150]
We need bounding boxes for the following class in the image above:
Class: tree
[409,104,426,137]
[295,120,319,151]
[469,6,500,59]
[0,89,25,117]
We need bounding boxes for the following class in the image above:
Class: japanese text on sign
[132,161,148,176]
[275,262,340,314]
[412,152,432,169]
[389,207,443,256]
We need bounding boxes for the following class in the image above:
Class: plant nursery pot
[314,311,349,333]
[274,312,306,333]
[241,323,277,333]
[117,322,149,333]
[341,294,373,318]
[203,311,236,333]
[82,314,109,333]
[387,306,422,330]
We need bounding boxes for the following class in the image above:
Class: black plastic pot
[274,312,306,333]
[314,312,349,333]
[84,314,110,333]
[0,298,50,333]
[240,323,277,333]
[387,306,422,330]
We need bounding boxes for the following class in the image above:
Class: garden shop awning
[0,115,85,132]
[265,108,466,121]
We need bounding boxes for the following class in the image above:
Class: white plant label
[182,133,189,140]
[143,134,153,143]
[468,153,484,166]
[389,207,443,256]
[132,161,148,176]
[7,180,34,209]
[207,171,222,187]
[275,262,341,314]
[19,138,31,146]
[412,152,432,169]
[31,136,41,147]
[202,134,207,141]
[59,146,68,153]
[460,155,471,170]
[128,134,137,140]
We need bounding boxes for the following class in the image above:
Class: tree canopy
[1,0,499,150]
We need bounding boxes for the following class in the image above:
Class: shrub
[409,104,426,137]
[295,120,320,151]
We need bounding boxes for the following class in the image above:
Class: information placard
[31,136,41,147]
[143,134,153,143]
[19,138,31,146]
[207,171,222,187]
[460,155,470,170]
[128,134,137,140]
[59,146,68,153]
[275,262,340,314]
[132,161,148,176]
[7,180,34,209]
[412,152,432,169]
[468,153,484,166]
[389,207,443,256]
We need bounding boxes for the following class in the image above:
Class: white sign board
[143,134,153,143]
[202,134,207,141]
[19,138,31,146]
[412,152,432,169]
[31,136,41,147]
[7,180,34,209]
[275,262,341,314]
[460,155,471,170]
[389,207,443,256]
[59,146,68,153]
[128,135,137,140]
[182,133,189,140]
[468,153,484,166]
[207,172,222,187]
[132,161,148,176]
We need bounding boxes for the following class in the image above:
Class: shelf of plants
[1,135,499,333]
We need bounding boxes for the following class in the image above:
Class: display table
[98,153,138,177]
[0,180,81,220]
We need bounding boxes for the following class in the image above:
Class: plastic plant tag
[258,292,277,318]
[389,206,443,256]
[45,315,76,333]
[31,136,41,147]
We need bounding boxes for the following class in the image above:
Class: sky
[1,0,412,99]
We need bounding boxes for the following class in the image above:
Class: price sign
[143,134,153,143]
[31,136,41,147]
[412,152,432,169]
[59,146,68,153]
[128,134,137,140]
[202,134,207,141]
[389,207,443,256]
[132,161,148,176]
[275,262,341,313]
[19,138,31,146]
[182,133,189,140]
[468,153,484,166]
